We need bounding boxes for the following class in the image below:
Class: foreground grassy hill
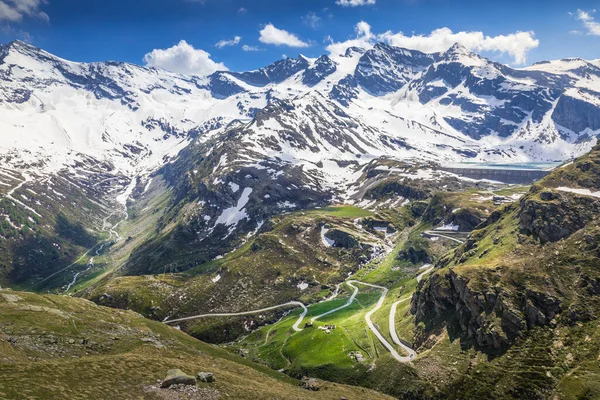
[0,289,393,400]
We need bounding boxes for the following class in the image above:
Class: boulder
[160,369,196,388]
[299,376,320,391]
[197,372,216,383]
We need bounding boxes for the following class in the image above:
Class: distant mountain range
[1,39,599,288]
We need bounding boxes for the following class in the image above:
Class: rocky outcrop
[412,269,562,352]
[299,376,321,391]
[196,372,216,383]
[397,247,430,264]
[552,93,600,133]
[325,229,359,249]
[365,180,428,201]
[161,369,197,388]
[447,209,485,231]
[518,190,600,243]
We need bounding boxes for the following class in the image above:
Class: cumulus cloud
[0,0,49,23]
[336,0,375,7]
[326,21,539,65]
[259,23,310,47]
[573,9,600,36]
[215,35,241,48]
[143,40,228,76]
[325,21,374,56]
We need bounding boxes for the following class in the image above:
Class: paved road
[163,279,418,363]
[163,301,309,332]
[417,264,435,283]
[348,280,416,363]
[388,263,434,359]
[310,282,358,323]
[423,231,466,244]
[389,297,413,354]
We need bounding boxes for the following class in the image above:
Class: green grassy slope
[0,290,393,400]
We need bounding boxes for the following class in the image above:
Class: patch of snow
[214,187,253,227]
[228,182,239,193]
[556,187,600,199]
[436,223,460,231]
[320,226,335,247]
[211,274,221,283]
[297,282,309,291]
[277,201,296,209]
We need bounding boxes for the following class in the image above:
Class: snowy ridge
[0,39,599,198]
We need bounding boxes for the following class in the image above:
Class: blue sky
[0,0,599,74]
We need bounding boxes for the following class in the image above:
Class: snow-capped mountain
[1,38,599,288]
[1,39,598,183]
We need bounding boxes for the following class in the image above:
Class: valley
[1,35,600,399]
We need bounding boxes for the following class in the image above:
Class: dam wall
[440,167,551,184]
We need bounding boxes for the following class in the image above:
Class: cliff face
[412,267,561,352]
[518,189,600,243]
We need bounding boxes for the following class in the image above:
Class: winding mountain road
[423,231,466,244]
[163,301,309,332]
[349,281,416,363]
[416,264,434,282]
[388,297,413,357]
[310,282,358,323]
[386,264,434,360]
[163,278,423,363]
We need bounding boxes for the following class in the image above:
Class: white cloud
[237,7,247,14]
[302,12,321,29]
[336,0,375,7]
[574,9,600,36]
[143,40,228,76]
[242,44,261,52]
[215,35,241,48]
[259,23,310,47]
[326,21,539,65]
[325,21,374,56]
[0,0,49,23]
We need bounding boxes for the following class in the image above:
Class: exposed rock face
[552,93,600,133]
[196,372,216,383]
[518,190,600,243]
[161,369,197,388]
[447,209,485,231]
[325,229,359,249]
[302,55,336,86]
[397,247,430,264]
[412,269,562,352]
[365,180,428,201]
[299,376,321,391]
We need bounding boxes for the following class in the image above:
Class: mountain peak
[5,40,40,55]
[343,46,366,58]
[440,42,481,64]
[445,42,471,56]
